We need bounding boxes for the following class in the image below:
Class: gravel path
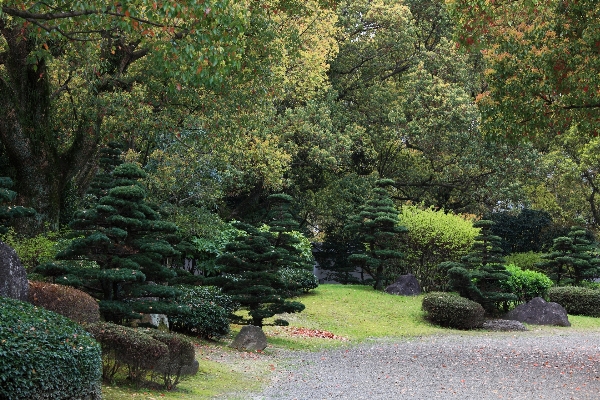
[251,331,600,399]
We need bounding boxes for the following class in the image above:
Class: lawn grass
[102,284,600,399]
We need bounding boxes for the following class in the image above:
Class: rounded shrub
[278,267,319,295]
[170,285,235,339]
[86,322,169,385]
[502,264,554,303]
[0,297,102,400]
[548,286,600,317]
[28,280,100,324]
[422,292,485,330]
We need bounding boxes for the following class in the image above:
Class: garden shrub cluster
[86,322,198,389]
[502,264,553,303]
[278,267,319,295]
[422,292,485,330]
[170,285,236,339]
[0,297,102,400]
[548,286,600,317]
[28,280,100,324]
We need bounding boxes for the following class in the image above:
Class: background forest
[0,0,599,311]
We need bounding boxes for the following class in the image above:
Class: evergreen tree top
[113,163,147,179]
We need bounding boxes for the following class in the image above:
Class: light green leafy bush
[422,292,485,330]
[505,251,544,271]
[503,264,554,303]
[399,206,479,292]
[0,297,102,399]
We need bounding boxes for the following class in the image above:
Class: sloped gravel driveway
[251,330,600,399]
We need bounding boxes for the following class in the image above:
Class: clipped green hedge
[0,297,102,399]
[548,286,600,317]
[422,292,485,330]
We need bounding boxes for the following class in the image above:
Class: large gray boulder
[505,297,570,327]
[385,274,421,296]
[0,241,28,301]
[230,325,267,351]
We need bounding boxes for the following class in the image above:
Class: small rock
[385,274,421,296]
[230,325,267,351]
[482,319,528,332]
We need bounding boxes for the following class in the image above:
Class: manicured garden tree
[265,193,317,294]
[537,226,600,285]
[345,179,407,290]
[441,220,516,314]
[211,222,305,327]
[37,163,183,323]
[398,205,479,292]
[86,142,124,201]
[0,177,35,234]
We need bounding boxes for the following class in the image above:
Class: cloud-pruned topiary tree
[0,177,36,234]
[37,162,183,323]
[440,220,516,314]
[212,222,305,328]
[345,179,407,290]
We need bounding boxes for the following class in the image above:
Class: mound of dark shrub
[170,285,236,339]
[548,286,600,317]
[28,280,100,324]
[0,297,102,399]
[422,292,485,330]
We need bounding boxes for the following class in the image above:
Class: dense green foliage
[487,209,554,254]
[211,222,305,327]
[421,292,485,330]
[442,220,516,313]
[346,180,407,290]
[502,264,554,304]
[548,286,600,318]
[28,281,101,324]
[398,205,478,291]
[278,267,319,296]
[537,226,600,285]
[170,285,234,340]
[505,252,545,272]
[0,297,102,399]
[0,177,35,234]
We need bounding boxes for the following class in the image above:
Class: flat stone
[230,325,267,351]
[0,241,28,301]
[482,319,528,332]
[505,297,570,327]
[385,274,421,296]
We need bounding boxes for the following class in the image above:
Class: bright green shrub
[548,286,600,317]
[170,285,235,339]
[505,251,544,271]
[143,329,198,390]
[503,264,554,303]
[0,297,102,399]
[86,322,168,385]
[1,228,72,270]
[278,267,319,295]
[28,281,100,324]
[422,292,485,330]
[398,205,479,292]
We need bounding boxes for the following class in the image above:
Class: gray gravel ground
[251,331,600,399]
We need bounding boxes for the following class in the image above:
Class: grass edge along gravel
[101,284,600,399]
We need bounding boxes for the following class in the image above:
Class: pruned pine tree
[0,177,36,234]
[37,163,182,323]
[213,222,305,328]
[345,179,406,290]
[443,220,516,314]
[537,226,600,285]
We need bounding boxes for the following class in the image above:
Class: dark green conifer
[212,222,305,327]
[37,163,183,323]
[345,179,406,290]
[537,226,600,285]
[442,220,516,314]
[0,177,35,233]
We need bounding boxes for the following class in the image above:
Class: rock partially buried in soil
[230,325,268,351]
[482,319,528,332]
[385,273,421,296]
[505,297,570,327]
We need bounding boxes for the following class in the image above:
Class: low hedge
[548,286,600,317]
[0,297,102,399]
[422,292,485,330]
[28,280,100,324]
